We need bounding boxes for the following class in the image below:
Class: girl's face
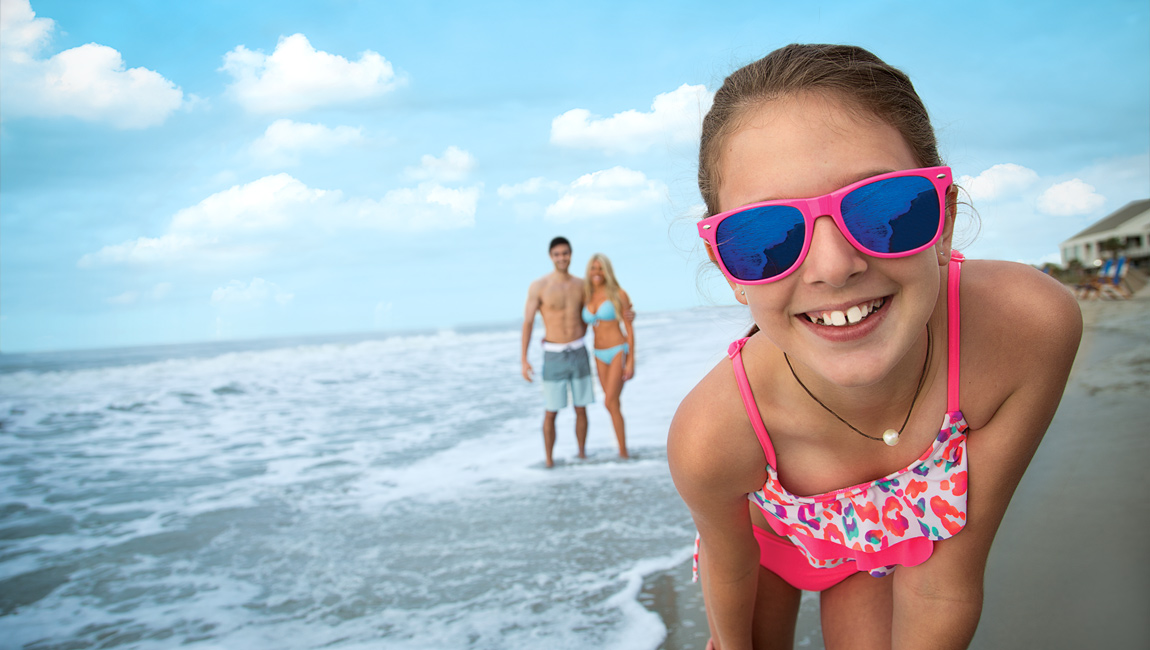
[717,92,953,388]
[588,260,605,286]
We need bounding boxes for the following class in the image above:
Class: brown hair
[698,44,943,216]
[549,236,571,253]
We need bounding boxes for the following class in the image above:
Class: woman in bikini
[668,44,1081,649]
[583,253,634,459]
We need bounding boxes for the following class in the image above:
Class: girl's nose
[798,215,867,288]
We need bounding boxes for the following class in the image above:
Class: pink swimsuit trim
[693,253,969,592]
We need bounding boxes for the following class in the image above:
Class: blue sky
[2,0,1147,353]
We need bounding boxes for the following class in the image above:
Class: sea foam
[0,307,748,649]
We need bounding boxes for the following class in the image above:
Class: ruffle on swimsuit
[747,395,969,578]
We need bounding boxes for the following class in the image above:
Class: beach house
[1060,198,1150,269]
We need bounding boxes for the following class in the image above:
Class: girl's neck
[781,321,942,435]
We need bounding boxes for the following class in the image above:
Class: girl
[584,253,635,458]
[668,44,1081,649]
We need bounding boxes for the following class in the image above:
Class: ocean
[0,307,753,649]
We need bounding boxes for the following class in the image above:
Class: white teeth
[807,298,885,327]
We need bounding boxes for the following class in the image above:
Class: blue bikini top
[582,300,617,326]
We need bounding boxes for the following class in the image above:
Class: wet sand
[643,287,1150,649]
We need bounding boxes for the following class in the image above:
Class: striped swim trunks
[541,339,594,411]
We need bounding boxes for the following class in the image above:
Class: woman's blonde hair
[584,253,624,318]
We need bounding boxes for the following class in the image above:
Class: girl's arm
[891,263,1082,649]
[669,369,770,650]
[696,511,761,650]
[621,289,635,380]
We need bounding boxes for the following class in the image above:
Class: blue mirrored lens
[714,205,805,281]
[841,176,939,254]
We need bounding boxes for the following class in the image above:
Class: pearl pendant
[882,429,900,446]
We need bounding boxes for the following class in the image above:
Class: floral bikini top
[734,253,969,577]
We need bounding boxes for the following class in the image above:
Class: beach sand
[642,287,1150,649]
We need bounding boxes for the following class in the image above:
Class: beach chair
[1098,256,1131,300]
[1076,258,1113,299]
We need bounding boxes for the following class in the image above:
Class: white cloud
[497,177,564,200]
[349,182,482,230]
[544,167,667,222]
[221,33,399,113]
[1036,178,1106,216]
[550,84,714,154]
[404,146,476,182]
[105,283,172,305]
[0,0,53,61]
[496,177,567,221]
[78,234,206,267]
[0,0,184,129]
[170,173,335,234]
[958,163,1039,202]
[171,172,480,233]
[80,171,481,267]
[954,154,1149,265]
[212,278,294,306]
[250,119,363,166]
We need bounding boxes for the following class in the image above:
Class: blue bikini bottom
[592,343,629,365]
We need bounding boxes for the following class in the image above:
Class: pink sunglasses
[698,166,952,284]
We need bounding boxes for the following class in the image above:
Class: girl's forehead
[717,94,916,209]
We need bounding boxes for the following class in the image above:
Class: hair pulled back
[698,44,943,216]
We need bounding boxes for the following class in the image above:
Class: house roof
[1065,198,1150,240]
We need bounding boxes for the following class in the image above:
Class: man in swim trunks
[521,236,593,467]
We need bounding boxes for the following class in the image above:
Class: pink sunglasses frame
[698,166,953,285]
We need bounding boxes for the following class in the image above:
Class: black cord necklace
[784,328,932,447]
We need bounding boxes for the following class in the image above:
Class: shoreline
[641,287,1150,649]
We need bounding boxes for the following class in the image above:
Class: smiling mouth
[803,297,887,327]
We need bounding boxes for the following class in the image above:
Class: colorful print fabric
[750,412,969,576]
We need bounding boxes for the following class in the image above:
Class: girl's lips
[797,295,891,342]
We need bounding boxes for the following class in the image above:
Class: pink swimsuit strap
[728,338,777,469]
[947,251,964,414]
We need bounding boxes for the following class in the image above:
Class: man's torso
[537,274,585,344]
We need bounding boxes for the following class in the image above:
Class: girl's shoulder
[668,355,767,495]
[958,259,1081,344]
[955,259,1082,424]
